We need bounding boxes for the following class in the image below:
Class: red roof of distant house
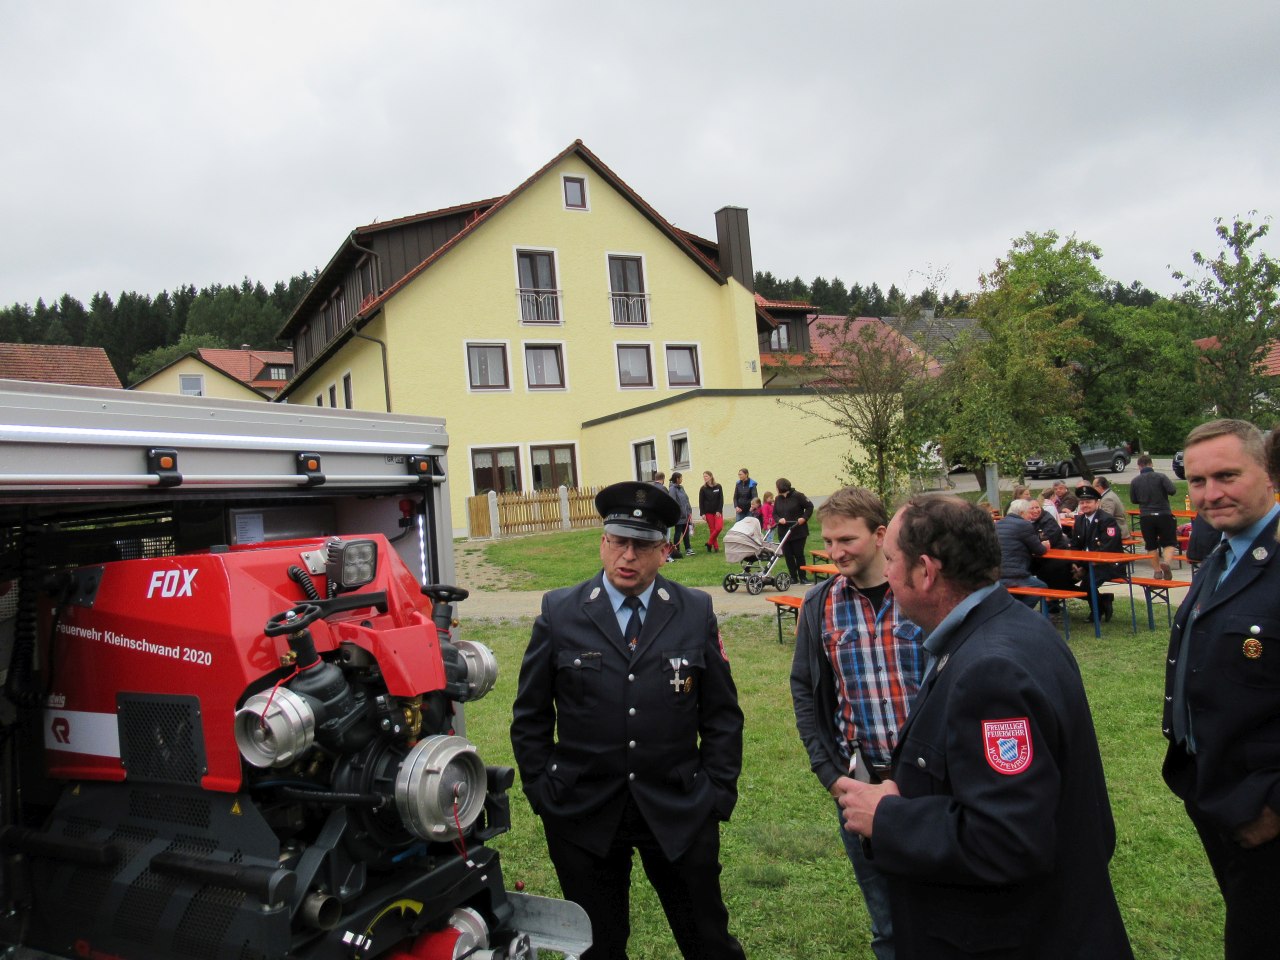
[0,343,121,388]
[1195,335,1280,376]
[197,348,294,391]
[758,316,941,377]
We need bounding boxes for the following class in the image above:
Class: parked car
[1024,441,1131,479]
[1172,450,1185,479]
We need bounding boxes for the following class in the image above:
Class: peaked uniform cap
[596,481,681,541]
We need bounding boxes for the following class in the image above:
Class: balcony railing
[518,288,562,324]
[610,292,650,326]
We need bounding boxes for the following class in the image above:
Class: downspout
[349,233,392,412]
[352,331,392,412]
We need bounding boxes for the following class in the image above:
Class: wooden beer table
[1041,549,1153,637]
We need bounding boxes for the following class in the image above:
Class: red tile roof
[0,343,121,388]
[759,317,941,377]
[196,348,294,391]
[1195,335,1280,376]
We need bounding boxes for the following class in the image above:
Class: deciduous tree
[1174,214,1280,420]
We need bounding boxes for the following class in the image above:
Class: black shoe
[1101,597,1114,622]
[705,543,712,552]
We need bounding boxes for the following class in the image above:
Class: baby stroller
[722,516,795,594]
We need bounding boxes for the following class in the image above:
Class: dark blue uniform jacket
[511,572,743,860]
[869,587,1132,959]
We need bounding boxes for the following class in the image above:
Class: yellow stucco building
[277,141,860,535]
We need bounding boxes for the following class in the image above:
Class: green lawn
[479,474,1193,592]
[460,600,1221,959]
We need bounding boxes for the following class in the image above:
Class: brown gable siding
[0,343,121,388]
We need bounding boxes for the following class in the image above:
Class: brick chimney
[714,206,754,293]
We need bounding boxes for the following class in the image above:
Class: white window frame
[469,443,522,496]
[605,251,651,327]
[669,430,691,472]
[513,246,564,325]
[522,340,568,391]
[614,342,655,390]
[530,440,580,490]
[178,373,204,397]
[663,341,702,388]
[464,340,513,393]
[632,437,659,483]
[562,175,590,211]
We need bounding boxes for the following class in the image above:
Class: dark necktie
[622,596,644,654]
[1171,540,1230,748]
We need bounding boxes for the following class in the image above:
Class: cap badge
[633,509,643,518]
[1243,638,1263,659]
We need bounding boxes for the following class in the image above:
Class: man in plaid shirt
[790,487,924,960]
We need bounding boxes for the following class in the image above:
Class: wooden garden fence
[466,485,606,539]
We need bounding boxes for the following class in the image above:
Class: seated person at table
[1026,498,1075,599]
[1037,487,1061,522]
[1068,484,1124,622]
[1051,480,1079,516]
[996,499,1049,604]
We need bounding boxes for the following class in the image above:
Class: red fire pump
[0,533,562,960]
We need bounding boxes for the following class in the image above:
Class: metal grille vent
[109,825,158,878]
[62,815,102,840]
[114,864,170,944]
[129,789,212,829]
[118,694,205,785]
[170,834,219,857]
[174,885,245,960]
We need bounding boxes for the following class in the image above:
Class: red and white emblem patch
[1105,526,1117,538]
[982,717,1033,775]
[717,631,729,663]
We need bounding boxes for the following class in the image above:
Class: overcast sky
[3,0,1277,312]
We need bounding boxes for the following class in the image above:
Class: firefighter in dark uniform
[511,481,746,960]
[1068,483,1124,622]
[837,495,1133,960]
[1164,419,1280,958]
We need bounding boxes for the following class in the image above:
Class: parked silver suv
[1024,441,1131,479]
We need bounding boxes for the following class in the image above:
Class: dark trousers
[544,796,745,960]
[1187,801,1280,959]
[780,533,807,581]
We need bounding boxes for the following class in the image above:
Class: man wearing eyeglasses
[511,481,746,960]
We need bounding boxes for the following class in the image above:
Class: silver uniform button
[628,674,635,682]
[628,773,635,781]
[629,707,636,716]
[551,763,558,772]
[916,757,926,768]
[628,741,636,749]
[573,658,582,667]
